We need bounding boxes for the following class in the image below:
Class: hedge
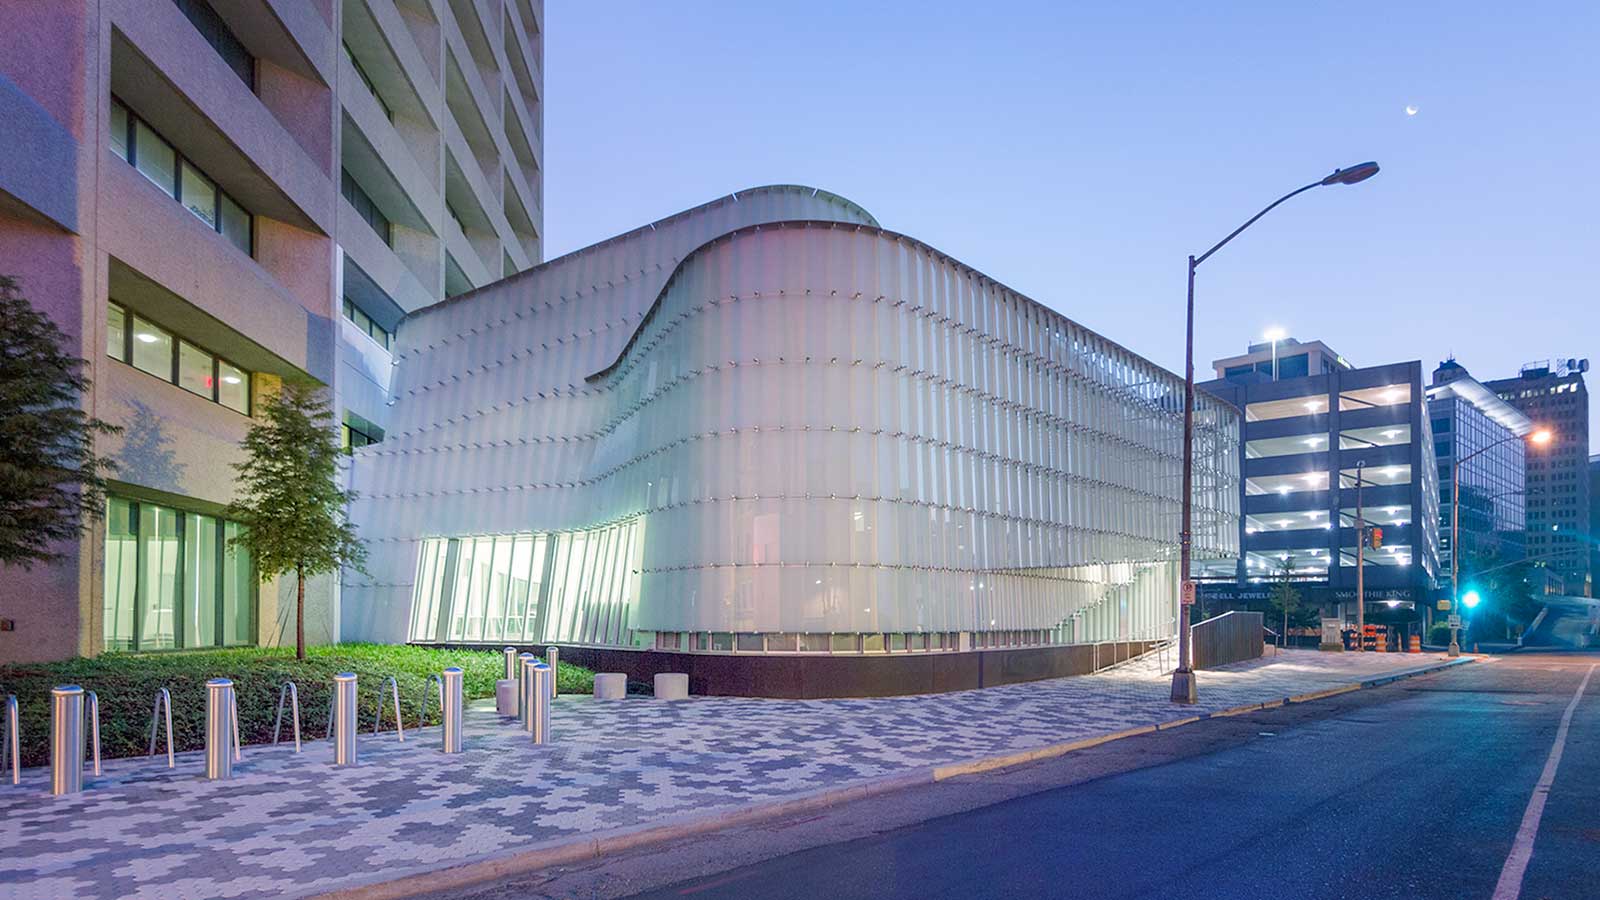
[0,644,592,768]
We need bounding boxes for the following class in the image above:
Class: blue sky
[544,1,1598,444]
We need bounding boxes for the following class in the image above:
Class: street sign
[1447,614,1462,628]
[1436,599,1452,611]
[1181,581,1197,606]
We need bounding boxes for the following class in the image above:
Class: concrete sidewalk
[0,650,1471,900]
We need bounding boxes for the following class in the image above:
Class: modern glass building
[1427,360,1532,594]
[1198,340,1440,624]
[343,186,1240,692]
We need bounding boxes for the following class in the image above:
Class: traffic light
[1462,589,1482,609]
[1370,526,1383,549]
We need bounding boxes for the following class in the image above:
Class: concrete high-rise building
[1484,360,1591,597]
[0,0,544,662]
[1198,339,1441,631]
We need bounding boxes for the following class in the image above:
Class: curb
[308,655,1474,900]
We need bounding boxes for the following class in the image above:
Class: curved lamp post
[1172,162,1380,704]
[1448,428,1552,656]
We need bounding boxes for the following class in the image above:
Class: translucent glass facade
[347,186,1239,651]
[1429,386,1529,580]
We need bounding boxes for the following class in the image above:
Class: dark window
[342,295,394,351]
[342,415,384,454]
[1432,417,1451,433]
[1276,353,1310,379]
[342,42,392,120]
[173,0,254,89]
[111,97,252,255]
[341,168,392,246]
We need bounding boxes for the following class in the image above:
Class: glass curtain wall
[408,519,643,645]
[103,496,255,651]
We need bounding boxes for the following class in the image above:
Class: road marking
[1491,663,1596,900]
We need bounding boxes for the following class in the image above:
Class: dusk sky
[544,1,1598,444]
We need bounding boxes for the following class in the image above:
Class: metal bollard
[440,667,464,754]
[524,662,552,744]
[333,672,358,766]
[545,646,559,698]
[205,679,236,780]
[516,652,536,726]
[3,694,18,786]
[50,685,84,796]
[503,646,518,681]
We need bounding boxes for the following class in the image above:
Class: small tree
[225,380,365,659]
[0,275,120,568]
[1268,554,1303,645]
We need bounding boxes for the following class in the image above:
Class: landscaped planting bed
[0,644,592,767]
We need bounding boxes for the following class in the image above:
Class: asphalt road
[431,654,1599,900]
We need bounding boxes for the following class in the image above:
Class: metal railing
[373,676,404,742]
[86,690,102,776]
[3,694,17,786]
[147,687,174,768]
[1191,610,1266,670]
[274,682,302,752]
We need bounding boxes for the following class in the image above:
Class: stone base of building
[442,640,1161,699]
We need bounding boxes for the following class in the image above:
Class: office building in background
[1484,359,1592,597]
[0,0,543,662]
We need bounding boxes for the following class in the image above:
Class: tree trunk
[296,567,306,660]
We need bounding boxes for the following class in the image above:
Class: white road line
[1491,663,1596,900]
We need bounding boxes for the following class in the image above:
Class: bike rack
[273,681,302,752]
[85,691,102,776]
[419,674,444,729]
[373,676,404,742]
[3,694,18,785]
[229,686,242,763]
[147,687,174,768]
[325,693,335,740]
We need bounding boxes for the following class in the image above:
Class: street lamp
[1172,162,1380,704]
[1447,428,1552,657]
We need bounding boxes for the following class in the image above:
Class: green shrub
[0,644,592,768]
[1428,623,1453,646]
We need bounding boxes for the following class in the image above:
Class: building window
[110,97,253,255]
[172,0,255,90]
[343,42,392,120]
[342,296,394,351]
[341,414,384,454]
[109,301,251,415]
[341,168,392,246]
[104,496,255,652]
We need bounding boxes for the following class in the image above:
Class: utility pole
[1355,460,1366,646]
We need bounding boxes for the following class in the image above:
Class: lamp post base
[1447,641,1460,658]
[1169,668,1197,704]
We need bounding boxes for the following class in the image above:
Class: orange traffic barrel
[1408,635,1421,653]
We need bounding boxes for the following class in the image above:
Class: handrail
[373,676,404,742]
[85,690,102,776]
[419,674,444,729]
[4,694,18,785]
[147,688,174,768]
[273,682,302,752]
[325,693,335,740]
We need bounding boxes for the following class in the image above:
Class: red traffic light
[1371,527,1384,549]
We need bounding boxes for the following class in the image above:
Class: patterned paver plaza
[0,650,1465,900]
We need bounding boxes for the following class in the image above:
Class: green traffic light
[1462,590,1482,609]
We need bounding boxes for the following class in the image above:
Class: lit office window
[111,302,251,416]
[178,340,214,398]
[131,315,174,380]
[107,303,127,362]
[103,496,256,652]
[218,360,249,414]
